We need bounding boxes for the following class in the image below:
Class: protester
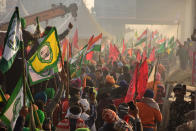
[167,84,190,131]
[0,5,194,131]
[99,108,133,131]
[137,90,162,131]
[56,105,87,131]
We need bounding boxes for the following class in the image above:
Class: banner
[28,27,60,74]
[0,8,22,74]
[0,77,32,130]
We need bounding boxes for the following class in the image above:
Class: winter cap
[144,89,154,98]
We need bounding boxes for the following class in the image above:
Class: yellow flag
[0,95,3,102]
[29,28,60,73]
[0,88,6,102]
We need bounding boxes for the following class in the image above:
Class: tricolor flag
[157,38,166,44]
[70,44,88,65]
[85,34,102,61]
[135,29,147,46]
[86,33,102,53]
[151,30,159,40]
[0,7,22,74]
[157,41,166,54]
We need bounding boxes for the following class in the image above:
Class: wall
[94,0,195,41]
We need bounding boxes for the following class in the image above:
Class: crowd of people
[0,12,195,131]
[0,55,195,131]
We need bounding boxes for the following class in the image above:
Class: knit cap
[144,89,154,98]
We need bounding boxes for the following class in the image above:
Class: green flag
[0,7,22,74]
[70,45,88,78]
[0,76,32,130]
[157,41,166,54]
[167,36,174,48]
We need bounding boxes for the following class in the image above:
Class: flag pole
[20,7,26,106]
[65,39,70,99]
[134,63,139,102]
[146,29,148,57]
[29,102,36,130]
[153,55,160,90]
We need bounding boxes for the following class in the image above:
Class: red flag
[142,50,147,62]
[136,50,141,62]
[121,39,126,55]
[72,29,79,49]
[112,45,120,62]
[109,43,114,59]
[86,51,93,60]
[113,45,120,56]
[124,59,148,102]
[108,43,120,63]
[124,64,139,103]
[136,59,148,100]
[148,47,156,62]
[61,38,69,62]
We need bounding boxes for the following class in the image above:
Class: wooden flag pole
[134,63,139,102]
[146,29,148,57]
[153,55,160,90]
[66,40,70,99]
[33,103,42,129]
[29,103,35,130]
[21,22,26,106]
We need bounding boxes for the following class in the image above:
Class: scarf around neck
[141,97,160,111]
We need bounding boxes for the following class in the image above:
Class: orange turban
[106,75,115,85]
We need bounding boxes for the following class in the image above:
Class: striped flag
[135,29,147,46]
[86,33,102,53]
